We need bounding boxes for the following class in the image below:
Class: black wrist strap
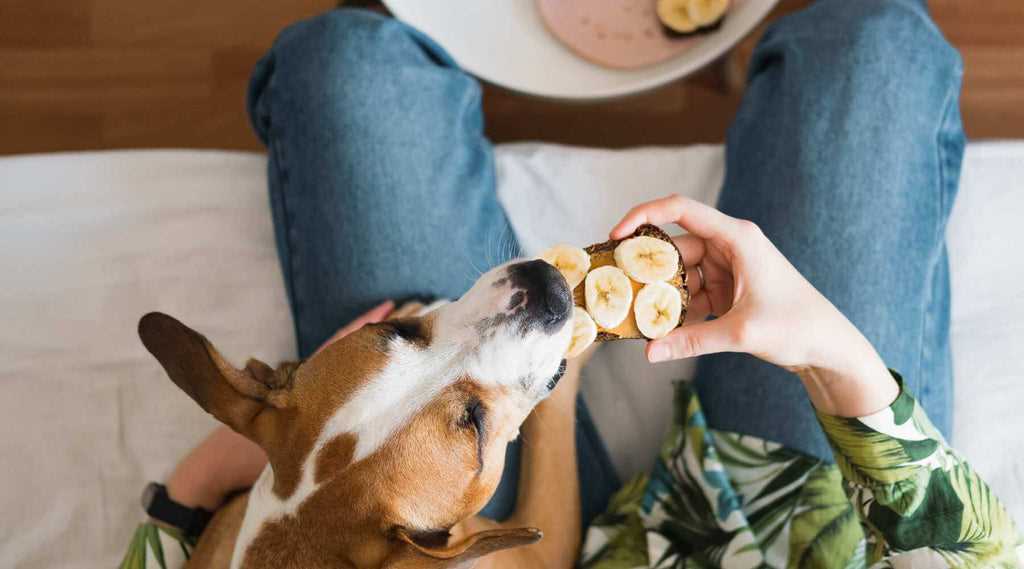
[142,483,213,539]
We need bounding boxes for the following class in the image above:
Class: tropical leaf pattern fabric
[581,374,1022,569]
[119,523,193,569]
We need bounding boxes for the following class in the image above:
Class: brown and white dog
[139,259,582,568]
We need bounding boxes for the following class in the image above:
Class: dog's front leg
[454,356,587,569]
[186,492,249,568]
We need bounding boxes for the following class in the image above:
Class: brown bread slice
[571,224,689,341]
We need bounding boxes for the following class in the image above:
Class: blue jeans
[248,0,963,527]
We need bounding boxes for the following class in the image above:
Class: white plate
[382,0,779,100]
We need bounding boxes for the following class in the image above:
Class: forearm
[166,425,267,511]
[779,298,899,418]
[792,336,898,418]
[787,288,1019,561]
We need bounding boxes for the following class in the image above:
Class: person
[121,0,1022,567]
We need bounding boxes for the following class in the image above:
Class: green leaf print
[145,524,168,568]
[817,413,937,487]
[583,514,651,569]
[929,460,1021,568]
[578,374,1021,569]
[583,476,652,569]
[651,459,735,567]
[119,525,149,569]
[787,467,864,569]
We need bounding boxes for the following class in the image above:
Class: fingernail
[648,344,670,363]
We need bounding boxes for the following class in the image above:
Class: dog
[139,259,579,568]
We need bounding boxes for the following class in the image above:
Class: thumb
[646,317,740,362]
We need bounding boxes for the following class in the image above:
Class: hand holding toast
[612,194,899,417]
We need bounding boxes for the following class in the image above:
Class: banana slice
[656,0,699,34]
[634,282,683,339]
[614,235,680,284]
[687,0,730,27]
[566,307,598,359]
[657,0,729,36]
[585,265,634,329]
[540,244,591,289]
[558,224,689,341]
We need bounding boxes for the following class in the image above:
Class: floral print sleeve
[581,374,1022,569]
[119,522,193,569]
[817,372,1021,568]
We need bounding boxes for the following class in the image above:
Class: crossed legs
[246,0,964,529]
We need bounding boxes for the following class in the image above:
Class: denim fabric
[247,9,620,525]
[697,0,964,460]
[247,0,964,528]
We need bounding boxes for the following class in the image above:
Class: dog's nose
[544,278,572,318]
[508,260,572,329]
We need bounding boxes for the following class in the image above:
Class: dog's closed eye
[459,398,486,434]
[459,397,487,472]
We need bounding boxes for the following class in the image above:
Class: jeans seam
[267,115,304,354]
[919,64,960,409]
[934,79,956,245]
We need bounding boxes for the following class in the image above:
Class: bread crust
[572,224,689,341]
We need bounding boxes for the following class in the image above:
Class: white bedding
[1,143,1021,567]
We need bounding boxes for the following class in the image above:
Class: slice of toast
[572,224,689,341]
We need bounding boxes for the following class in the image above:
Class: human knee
[766,0,962,85]
[259,9,450,133]
[845,0,960,76]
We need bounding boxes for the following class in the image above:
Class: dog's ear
[387,527,541,568]
[138,312,293,437]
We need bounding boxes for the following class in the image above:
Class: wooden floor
[1,0,1022,155]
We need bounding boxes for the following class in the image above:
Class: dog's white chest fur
[230,467,290,569]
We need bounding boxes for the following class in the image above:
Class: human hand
[313,300,397,356]
[611,195,897,416]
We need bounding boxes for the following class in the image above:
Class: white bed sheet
[0,151,292,568]
[0,143,1021,567]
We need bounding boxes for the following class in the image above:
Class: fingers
[314,300,395,356]
[683,291,711,323]
[610,195,735,242]
[646,315,740,363]
[347,300,397,329]
[673,234,706,267]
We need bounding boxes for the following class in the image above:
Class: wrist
[142,482,214,539]
[790,347,897,415]
[791,330,898,417]
[166,464,227,512]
